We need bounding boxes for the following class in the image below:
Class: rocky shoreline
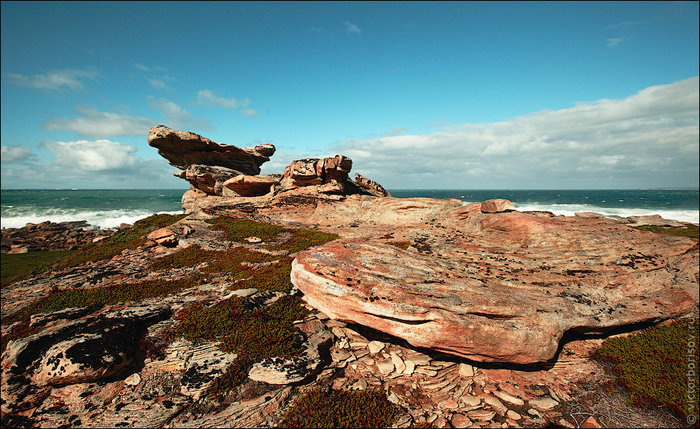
[1,126,697,428]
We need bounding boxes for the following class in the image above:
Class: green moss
[387,241,412,250]
[270,228,340,254]
[230,261,294,292]
[205,216,339,254]
[54,213,187,269]
[206,217,285,242]
[150,245,278,272]
[278,388,397,428]
[595,318,700,418]
[631,223,699,238]
[166,295,309,398]
[1,250,75,288]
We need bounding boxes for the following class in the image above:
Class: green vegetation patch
[206,217,285,242]
[387,241,412,250]
[150,244,279,273]
[269,228,340,254]
[166,295,309,398]
[631,223,699,239]
[1,250,74,288]
[278,388,397,428]
[1,214,186,289]
[594,318,700,419]
[205,216,339,253]
[55,213,187,269]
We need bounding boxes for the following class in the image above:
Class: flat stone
[403,360,416,375]
[506,410,521,420]
[493,390,525,406]
[461,394,481,407]
[483,394,508,415]
[529,396,559,411]
[376,360,395,376]
[459,363,474,377]
[390,352,406,374]
[367,341,385,354]
[451,414,472,428]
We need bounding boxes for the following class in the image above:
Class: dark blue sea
[1,189,698,229]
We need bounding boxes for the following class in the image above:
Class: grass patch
[0,214,186,289]
[166,295,309,398]
[387,241,412,250]
[205,216,339,253]
[1,250,74,288]
[631,223,699,238]
[206,217,285,242]
[278,388,397,428]
[594,318,700,419]
[150,245,278,272]
[54,213,187,269]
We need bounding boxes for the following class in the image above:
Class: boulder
[222,174,280,197]
[355,173,391,197]
[279,155,353,191]
[147,125,274,175]
[291,208,698,364]
[626,214,687,228]
[480,199,516,213]
[175,164,243,195]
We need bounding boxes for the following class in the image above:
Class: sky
[1,1,698,190]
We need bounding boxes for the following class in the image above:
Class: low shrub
[277,388,397,428]
[387,241,412,250]
[594,317,700,419]
[1,250,74,288]
[631,223,699,239]
[205,216,339,253]
[166,295,309,398]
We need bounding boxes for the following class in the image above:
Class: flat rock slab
[292,210,698,364]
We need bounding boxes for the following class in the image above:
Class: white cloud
[197,89,258,117]
[335,77,699,189]
[149,78,170,90]
[607,38,623,48]
[44,107,157,138]
[343,21,361,35]
[148,97,213,131]
[1,146,34,163]
[40,139,141,172]
[134,63,151,72]
[6,69,97,91]
[197,89,244,108]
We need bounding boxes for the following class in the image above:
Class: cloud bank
[338,77,699,189]
[1,146,35,163]
[6,69,97,91]
[44,107,157,138]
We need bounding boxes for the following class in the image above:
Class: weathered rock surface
[147,125,273,175]
[279,156,353,191]
[175,164,244,195]
[291,202,698,364]
[222,174,281,197]
[480,198,516,213]
[1,220,110,253]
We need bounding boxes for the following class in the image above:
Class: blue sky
[1,1,698,189]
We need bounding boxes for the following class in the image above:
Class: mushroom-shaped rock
[147,125,274,175]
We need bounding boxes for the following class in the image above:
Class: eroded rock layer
[290,203,699,364]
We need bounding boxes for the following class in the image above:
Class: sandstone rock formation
[1,221,109,253]
[147,125,273,175]
[285,200,698,364]
[148,126,389,200]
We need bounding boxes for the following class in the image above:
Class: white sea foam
[461,201,699,223]
[0,209,183,230]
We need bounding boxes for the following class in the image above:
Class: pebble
[493,390,525,406]
[124,373,141,386]
[459,363,474,377]
[368,341,385,354]
[529,396,559,411]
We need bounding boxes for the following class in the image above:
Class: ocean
[1,189,698,230]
